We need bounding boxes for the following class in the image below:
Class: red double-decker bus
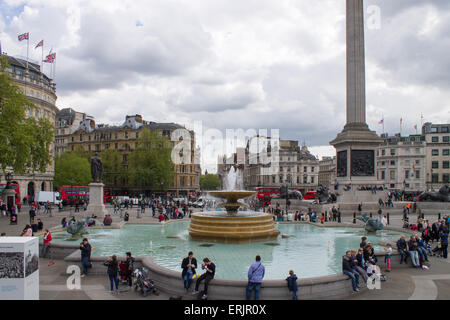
[0,183,21,205]
[256,186,300,207]
[60,185,89,205]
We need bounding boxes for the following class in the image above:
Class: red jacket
[43,232,52,244]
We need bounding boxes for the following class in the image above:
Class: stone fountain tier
[209,190,256,215]
[189,211,280,243]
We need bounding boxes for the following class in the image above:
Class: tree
[200,174,221,191]
[128,128,175,190]
[0,56,55,177]
[101,148,125,187]
[54,152,91,189]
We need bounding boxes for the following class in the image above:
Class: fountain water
[189,166,280,243]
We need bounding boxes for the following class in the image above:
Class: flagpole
[26,35,29,70]
[41,44,44,72]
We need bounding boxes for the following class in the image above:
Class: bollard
[438,213,441,220]
[353,212,356,224]
[421,212,425,219]
[387,213,390,225]
[369,212,372,218]
[325,211,328,222]
[338,213,341,223]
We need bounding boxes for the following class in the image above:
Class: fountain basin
[189,211,280,243]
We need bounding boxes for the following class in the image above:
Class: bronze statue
[90,153,103,183]
[418,185,450,202]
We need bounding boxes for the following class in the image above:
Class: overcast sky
[1,0,450,173]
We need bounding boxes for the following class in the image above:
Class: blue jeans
[82,257,90,275]
[409,250,420,267]
[290,290,298,300]
[184,272,193,289]
[417,247,428,261]
[108,274,119,291]
[246,282,261,300]
[398,249,408,263]
[343,270,359,291]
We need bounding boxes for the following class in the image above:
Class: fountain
[189,166,280,243]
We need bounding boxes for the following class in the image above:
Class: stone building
[318,156,336,189]
[67,114,201,197]
[243,137,319,194]
[423,123,450,190]
[376,133,426,192]
[1,55,58,201]
[55,108,93,155]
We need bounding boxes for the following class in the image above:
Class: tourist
[286,270,298,300]
[342,251,359,293]
[181,251,197,292]
[37,218,44,231]
[104,255,119,294]
[192,258,215,299]
[21,225,32,237]
[29,206,36,225]
[61,217,67,228]
[246,255,265,300]
[397,236,409,264]
[31,220,38,234]
[124,252,135,288]
[440,229,448,259]
[320,214,325,224]
[363,243,377,265]
[1,232,6,236]
[384,243,392,272]
[103,214,112,226]
[415,235,429,262]
[80,238,92,277]
[407,235,421,268]
[351,249,368,283]
[41,229,52,258]
[381,215,387,227]
[360,237,367,249]
[124,212,129,222]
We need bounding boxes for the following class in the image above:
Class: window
[432,161,439,169]
[80,134,83,142]
[432,136,439,143]
[415,148,421,154]
[303,176,307,184]
[432,149,439,156]
[390,171,395,180]
[390,160,395,166]
[311,167,315,173]
[382,149,386,156]
[390,149,396,156]
[444,136,450,143]
[381,171,386,180]
[444,149,450,156]
[444,161,450,169]
[415,160,421,165]
[303,167,307,173]
[415,170,420,179]
[405,170,410,179]
[125,132,128,139]
[71,137,74,142]
[432,174,439,183]
[35,110,39,117]
[311,177,315,184]
[115,143,118,149]
[444,174,450,184]
[405,160,410,166]
[381,161,385,166]
[88,145,91,151]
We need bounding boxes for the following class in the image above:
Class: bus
[256,186,301,207]
[59,185,89,205]
[0,183,21,205]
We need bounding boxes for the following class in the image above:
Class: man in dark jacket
[407,236,420,267]
[441,231,448,259]
[80,238,92,277]
[397,236,408,264]
[342,251,359,292]
[286,270,298,300]
[192,258,215,299]
[181,251,197,292]
[125,252,135,288]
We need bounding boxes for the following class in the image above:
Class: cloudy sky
[1,0,450,173]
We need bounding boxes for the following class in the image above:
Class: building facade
[243,137,319,194]
[423,123,450,190]
[376,133,426,192]
[55,108,93,155]
[318,156,337,189]
[67,114,201,196]
[2,55,58,201]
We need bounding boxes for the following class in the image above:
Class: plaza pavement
[0,205,449,300]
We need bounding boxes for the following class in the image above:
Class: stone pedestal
[86,183,108,217]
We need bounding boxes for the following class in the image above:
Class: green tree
[54,152,91,189]
[200,174,221,191]
[0,56,54,177]
[128,128,174,190]
[101,148,125,187]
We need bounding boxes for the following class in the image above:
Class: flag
[35,40,44,49]
[414,124,417,130]
[18,32,29,41]
[379,119,384,125]
[43,52,56,63]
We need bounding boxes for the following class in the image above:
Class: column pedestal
[86,183,108,217]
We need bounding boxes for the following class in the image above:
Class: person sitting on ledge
[103,214,112,226]
[342,251,360,293]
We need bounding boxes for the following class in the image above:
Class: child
[286,270,298,300]
[384,243,392,272]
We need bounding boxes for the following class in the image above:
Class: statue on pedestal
[90,153,103,183]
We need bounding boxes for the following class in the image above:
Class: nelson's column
[330,0,383,189]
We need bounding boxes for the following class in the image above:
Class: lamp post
[4,172,16,216]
